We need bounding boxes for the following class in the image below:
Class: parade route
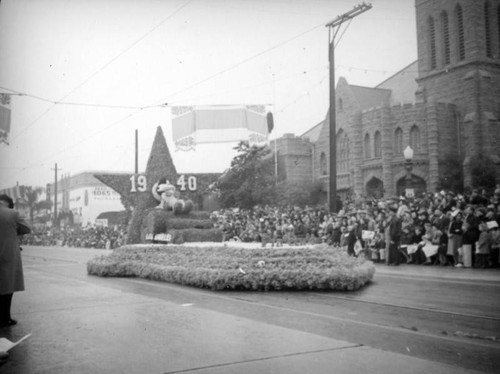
[1,245,499,374]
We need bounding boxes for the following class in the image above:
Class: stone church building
[274,0,500,201]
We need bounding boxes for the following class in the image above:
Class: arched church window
[456,4,465,61]
[394,127,403,155]
[320,152,327,176]
[498,5,500,54]
[374,131,382,158]
[429,16,437,69]
[364,133,371,159]
[409,125,421,152]
[337,130,349,173]
[441,11,450,65]
[485,1,492,57]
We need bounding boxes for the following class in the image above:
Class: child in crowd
[408,225,425,264]
[339,226,348,251]
[489,221,500,268]
[273,220,284,247]
[284,219,296,246]
[346,225,357,256]
[460,222,475,267]
[475,222,491,268]
[370,232,385,263]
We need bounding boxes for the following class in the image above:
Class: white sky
[0,0,417,189]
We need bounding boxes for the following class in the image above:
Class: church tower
[415,0,500,186]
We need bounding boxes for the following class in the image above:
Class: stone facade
[415,0,500,184]
[275,0,500,202]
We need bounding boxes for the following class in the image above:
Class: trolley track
[20,246,500,373]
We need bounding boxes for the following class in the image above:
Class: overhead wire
[147,18,332,107]
[1,3,403,181]
[0,109,141,181]
[6,0,193,144]
[0,65,328,110]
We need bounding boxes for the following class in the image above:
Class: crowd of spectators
[21,224,128,249]
[18,186,500,268]
[211,186,500,269]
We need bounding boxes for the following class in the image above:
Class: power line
[148,19,331,106]
[7,0,193,144]
[0,65,328,110]
[276,72,329,113]
[0,109,141,182]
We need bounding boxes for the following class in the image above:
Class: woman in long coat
[447,210,463,266]
[0,194,31,327]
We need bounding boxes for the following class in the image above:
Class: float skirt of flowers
[87,244,375,291]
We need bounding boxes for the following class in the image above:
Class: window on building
[441,11,450,65]
[485,1,492,57]
[409,125,421,152]
[374,131,382,158]
[498,5,500,55]
[364,133,371,159]
[394,127,403,155]
[338,97,343,111]
[429,16,437,69]
[456,4,465,61]
[336,130,349,173]
[320,152,327,176]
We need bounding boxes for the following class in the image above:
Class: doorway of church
[396,174,426,197]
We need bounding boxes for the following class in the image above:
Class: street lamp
[403,145,414,196]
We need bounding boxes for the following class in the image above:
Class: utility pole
[51,163,61,227]
[135,129,139,174]
[325,2,372,213]
[272,73,278,185]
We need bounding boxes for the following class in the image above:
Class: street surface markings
[162,345,362,374]
[123,278,500,350]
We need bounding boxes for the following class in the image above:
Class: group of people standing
[212,187,500,269]
[369,189,500,268]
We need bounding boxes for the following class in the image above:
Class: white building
[49,171,125,226]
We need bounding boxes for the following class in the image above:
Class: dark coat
[0,205,31,295]
[389,215,402,244]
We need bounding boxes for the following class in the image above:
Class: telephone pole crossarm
[325,3,372,28]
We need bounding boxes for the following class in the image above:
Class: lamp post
[403,145,414,197]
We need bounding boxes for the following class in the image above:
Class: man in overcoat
[387,206,402,266]
[0,194,31,327]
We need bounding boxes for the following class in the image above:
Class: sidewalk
[0,246,494,374]
[373,261,500,282]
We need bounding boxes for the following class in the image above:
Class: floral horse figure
[152,180,193,214]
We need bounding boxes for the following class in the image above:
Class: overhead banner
[0,94,11,145]
[0,184,24,202]
[171,105,269,151]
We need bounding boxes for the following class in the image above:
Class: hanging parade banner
[171,105,270,151]
[0,94,11,145]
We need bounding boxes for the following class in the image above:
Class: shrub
[87,244,375,291]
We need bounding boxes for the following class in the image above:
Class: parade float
[87,126,375,291]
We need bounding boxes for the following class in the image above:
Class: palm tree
[20,186,43,226]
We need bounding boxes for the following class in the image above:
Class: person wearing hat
[0,194,31,327]
[346,224,357,257]
[432,208,450,265]
[447,209,463,266]
[470,189,488,206]
[443,192,457,213]
[387,205,403,266]
[463,205,480,265]
[489,220,500,268]
[475,222,491,268]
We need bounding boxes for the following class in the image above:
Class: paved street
[1,245,499,374]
